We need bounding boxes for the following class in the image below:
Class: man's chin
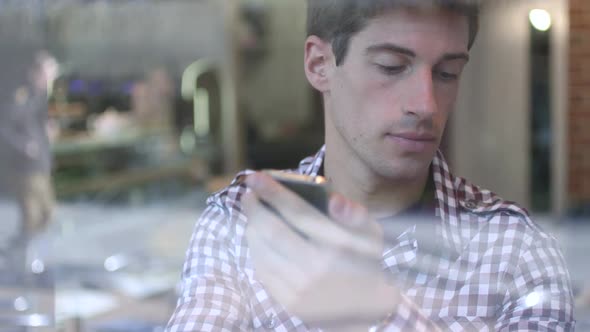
[373,156,433,182]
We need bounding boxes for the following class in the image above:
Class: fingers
[243,192,312,264]
[246,172,326,224]
[245,173,330,242]
[328,193,368,229]
[244,191,315,295]
[245,173,381,258]
[246,219,304,304]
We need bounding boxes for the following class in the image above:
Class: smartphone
[264,170,330,215]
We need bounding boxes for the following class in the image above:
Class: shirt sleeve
[166,203,251,332]
[495,235,575,331]
[377,294,442,332]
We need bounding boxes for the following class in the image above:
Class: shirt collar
[299,145,326,176]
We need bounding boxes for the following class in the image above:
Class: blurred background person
[0,46,55,244]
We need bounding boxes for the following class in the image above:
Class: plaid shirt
[167,146,575,331]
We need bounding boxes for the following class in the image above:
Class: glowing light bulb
[529,9,552,32]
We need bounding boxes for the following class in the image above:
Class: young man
[167,1,575,331]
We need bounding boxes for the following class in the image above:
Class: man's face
[323,8,470,181]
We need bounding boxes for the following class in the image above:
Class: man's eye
[434,70,459,81]
[377,64,406,75]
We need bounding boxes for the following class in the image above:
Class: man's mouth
[385,132,437,152]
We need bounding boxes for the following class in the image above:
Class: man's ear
[304,35,333,93]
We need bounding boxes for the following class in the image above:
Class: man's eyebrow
[365,43,470,63]
[439,53,470,63]
[365,43,416,57]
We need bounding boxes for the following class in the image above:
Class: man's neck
[323,146,430,220]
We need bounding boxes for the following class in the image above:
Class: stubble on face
[324,7,469,185]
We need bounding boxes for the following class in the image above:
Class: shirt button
[465,200,478,210]
[264,314,277,329]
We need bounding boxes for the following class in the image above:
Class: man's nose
[403,68,438,117]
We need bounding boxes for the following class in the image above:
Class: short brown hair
[307,0,480,65]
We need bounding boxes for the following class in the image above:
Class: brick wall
[569,0,590,211]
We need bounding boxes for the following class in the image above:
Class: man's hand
[244,172,399,330]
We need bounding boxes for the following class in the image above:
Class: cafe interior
[0,0,589,331]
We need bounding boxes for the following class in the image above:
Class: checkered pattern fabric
[167,146,575,331]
